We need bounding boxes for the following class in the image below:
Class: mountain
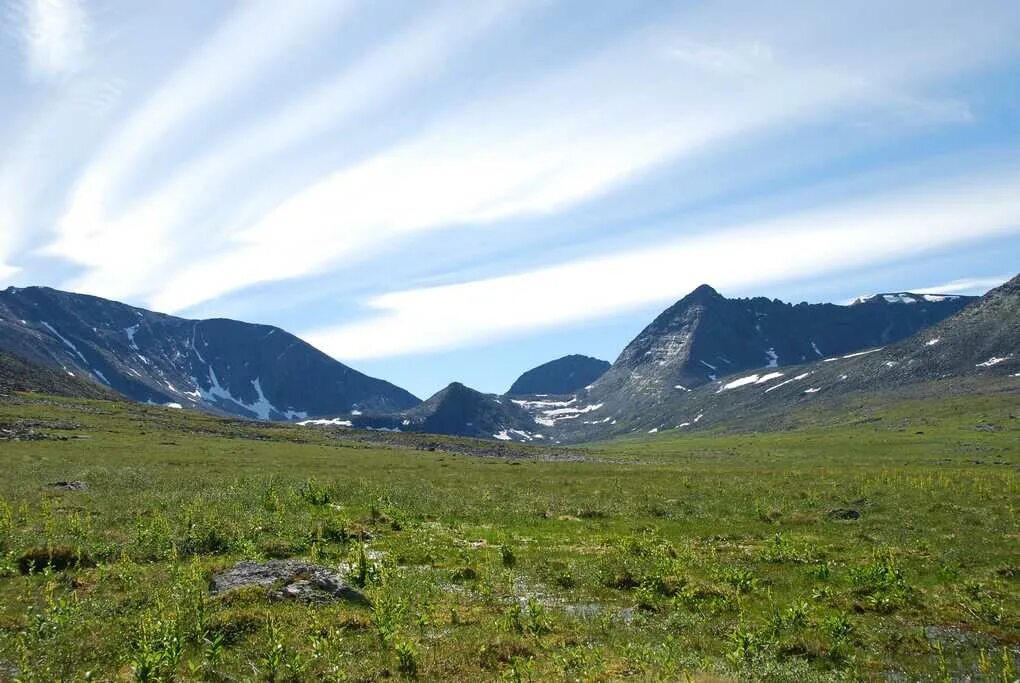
[551,275,1018,439]
[321,382,546,442]
[0,351,118,400]
[0,286,419,419]
[507,354,610,396]
[590,284,974,400]
[521,284,977,440]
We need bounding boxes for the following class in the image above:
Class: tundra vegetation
[0,392,1017,681]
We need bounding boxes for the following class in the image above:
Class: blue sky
[1,0,1019,399]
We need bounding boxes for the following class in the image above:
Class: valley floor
[0,392,1018,681]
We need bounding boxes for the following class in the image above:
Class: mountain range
[0,286,418,420]
[1,276,1016,443]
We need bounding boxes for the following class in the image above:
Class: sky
[1,0,1019,399]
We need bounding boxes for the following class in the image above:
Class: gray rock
[827,508,861,521]
[210,560,367,605]
[50,480,88,491]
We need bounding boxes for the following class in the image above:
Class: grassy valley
[0,391,1017,681]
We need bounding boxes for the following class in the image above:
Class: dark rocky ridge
[507,354,610,396]
[0,286,419,419]
[589,284,975,405]
[551,274,1019,440]
[332,381,547,442]
[0,351,117,400]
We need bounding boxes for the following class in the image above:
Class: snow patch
[718,371,785,392]
[124,325,140,350]
[764,372,811,394]
[765,348,778,368]
[976,356,1009,367]
[804,387,821,394]
[299,418,353,427]
[164,402,183,409]
[648,428,658,434]
[699,360,717,371]
[883,294,917,304]
[40,321,88,365]
[842,348,883,359]
[925,338,940,347]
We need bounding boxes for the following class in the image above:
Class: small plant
[719,567,758,594]
[298,478,331,506]
[823,612,854,660]
[500,544,516,568]
[394,638,418,677]
[848,555,910,613]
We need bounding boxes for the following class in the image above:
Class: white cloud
[14,0,89,80]
[912,276,1012,296]
[44,0,356,295]
[142,4,1009,314]
[58,1,516,303]
[302,169,1020,360]
[0,263,19,281]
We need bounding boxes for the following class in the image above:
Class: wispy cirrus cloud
[303,167,1020,360]
[43,0,357,295]
[912,277,1012,296]
[9,0,89,80]
[142,1,1017,313]
[59,0,522,303]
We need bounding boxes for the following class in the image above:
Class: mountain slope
[0,351,118,400]
[557,274,1019,439]
[0,286,419,419]
[529,284,978,440]
[325,382,546,442]
[507,354,610,396]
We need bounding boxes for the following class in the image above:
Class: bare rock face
[210,560,368,605]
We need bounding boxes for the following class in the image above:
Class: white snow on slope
[883,294,917,304]
[299,418,353,427]
[494,428,544,442]
[718,371,785,392]
[533,402,604,426]
[125,325,140,350]
[921,294,960,302]
[842,348,883,359]
[804,387,821,393]
[764,372,811,393]
[976,356,1009,367]
[925,338,940,346]
[40,321,89,365]
[512,397,576,410]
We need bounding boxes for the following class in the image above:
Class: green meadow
[0,392,1017,681]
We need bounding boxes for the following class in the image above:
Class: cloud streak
[303,168,1020,360]
[12,0,89,80]
[43,0,356,297]
[142,1,1016,313]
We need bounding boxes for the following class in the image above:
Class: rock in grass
[49,480,88,491]
[827,508,861,521]
[210,560,367,605]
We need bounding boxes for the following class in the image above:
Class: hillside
[0,351,118,400]
[507,355,610,396]
[0,286,419,419]
[554,274,1019,439]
